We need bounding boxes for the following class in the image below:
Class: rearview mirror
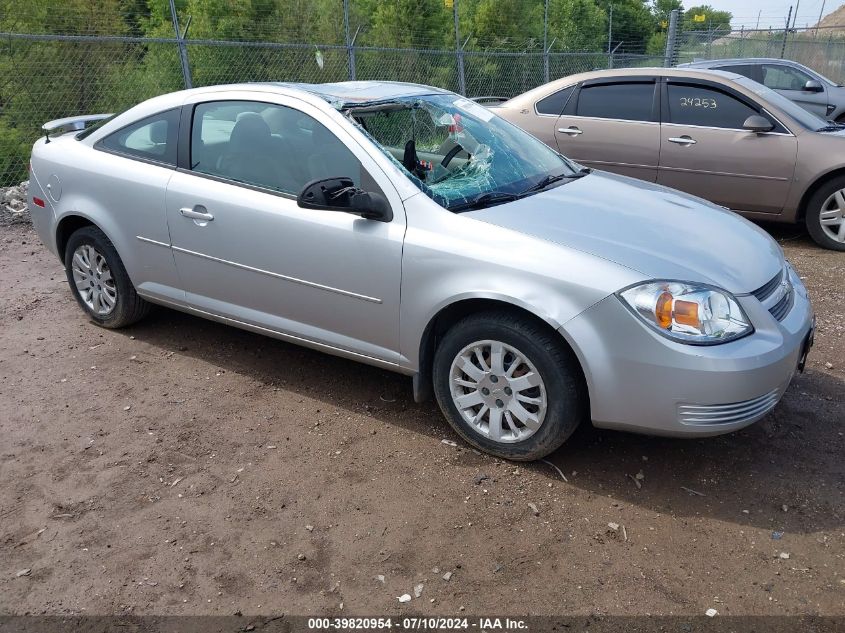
[742,115,774,134]
[297,177,393,222]
[803,79,824,93]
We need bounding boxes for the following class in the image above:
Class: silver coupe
[28,81,814,460]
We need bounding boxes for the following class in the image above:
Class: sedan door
[657,79,797,215]
[553,78,661,182]
[165,97,406,364]
[761,63,829,118]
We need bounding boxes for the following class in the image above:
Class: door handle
[668,136,697,146]
[180,206,214,221]
[558,126,583,136]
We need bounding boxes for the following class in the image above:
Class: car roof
[502,67,745,107]
[679,58,803,67]
[274,80,451,106]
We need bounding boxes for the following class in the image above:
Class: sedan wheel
[64,226,150,328]
[433,311,586,461]
[818,189,845,244]
[71,244,118,316]
[806,179,845,251]
[449,339,547,443]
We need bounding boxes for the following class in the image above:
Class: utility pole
[607,4,613,68]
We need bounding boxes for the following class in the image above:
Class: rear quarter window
[95,108,180,166]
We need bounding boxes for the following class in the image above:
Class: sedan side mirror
[803,79,824,93]
[297,177,393,222]
[742,115,775,134]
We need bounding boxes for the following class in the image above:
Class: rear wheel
[64,226,150,328]
[805,177,845,251]
[433,311,586,461]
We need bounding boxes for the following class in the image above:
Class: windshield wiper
[520,168,589,196]
[816,123,845,132]
[448,191,522,212]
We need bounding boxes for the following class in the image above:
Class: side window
[535,86,575,116]
[715,64,756,79]
[666,83,760,129]
[96,108,179,165]
[575,82,655,122]
[762,64,813,91]
[190,100,363,195]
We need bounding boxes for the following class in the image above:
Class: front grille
[769,290,793,321]
[751,268,793,322]
[678,388,781,426]
[752,270,783,302]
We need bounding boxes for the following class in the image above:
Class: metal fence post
[781,6,793,59]
[343,0,356,80]
[664,9,679,67]
[169,0,192,88]
[453,0,466,95]
[543,0,550,83]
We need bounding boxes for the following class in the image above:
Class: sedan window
[96,108,180,166]
[666,83,761,130]
[190,101,363,195]
[762,64,814,91]
[576,82,655,122]
[536,86,575,116]
[714,64,757,80]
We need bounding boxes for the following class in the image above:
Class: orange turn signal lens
[655,291,673,329]
[674,299,701,328]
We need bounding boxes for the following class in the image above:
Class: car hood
[465,171,783,295]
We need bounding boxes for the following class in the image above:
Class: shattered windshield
[347,94,579,210]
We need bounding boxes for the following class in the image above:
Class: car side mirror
[297,177,393,222]
[803,79,824,93]
[742,115,775,134]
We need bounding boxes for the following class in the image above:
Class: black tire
[64,226,150,328]
[805,176,845,251]
[432,311,586,461]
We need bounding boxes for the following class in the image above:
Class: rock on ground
[1,181,31,226]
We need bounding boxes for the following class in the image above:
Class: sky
[703,0,842,29]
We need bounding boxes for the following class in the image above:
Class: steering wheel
[440,144,464,169]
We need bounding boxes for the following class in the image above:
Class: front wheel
[432,311,586,461]
[805,178,845,251]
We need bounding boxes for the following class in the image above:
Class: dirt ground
[0,220,843,618]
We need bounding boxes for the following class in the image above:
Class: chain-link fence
[0,31,664,186]
[3,1,844,188]
[674,25,845,84]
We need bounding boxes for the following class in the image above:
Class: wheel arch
[797,166,845,221]
[55,214,99,261]
[412,296,587,405]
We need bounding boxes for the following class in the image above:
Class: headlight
[618,281,753,345]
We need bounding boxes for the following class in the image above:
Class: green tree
[549,0,607,51]
[594,0,655,53]
[684,4,732,31]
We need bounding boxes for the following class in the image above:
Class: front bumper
[560,270,814,437]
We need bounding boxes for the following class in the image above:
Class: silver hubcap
[71,244,117,316]
[819,189,845,243]
[449,340,547,444]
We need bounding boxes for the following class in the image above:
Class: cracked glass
[342,95,578,210]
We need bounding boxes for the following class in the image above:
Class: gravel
[1,181,30,226]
